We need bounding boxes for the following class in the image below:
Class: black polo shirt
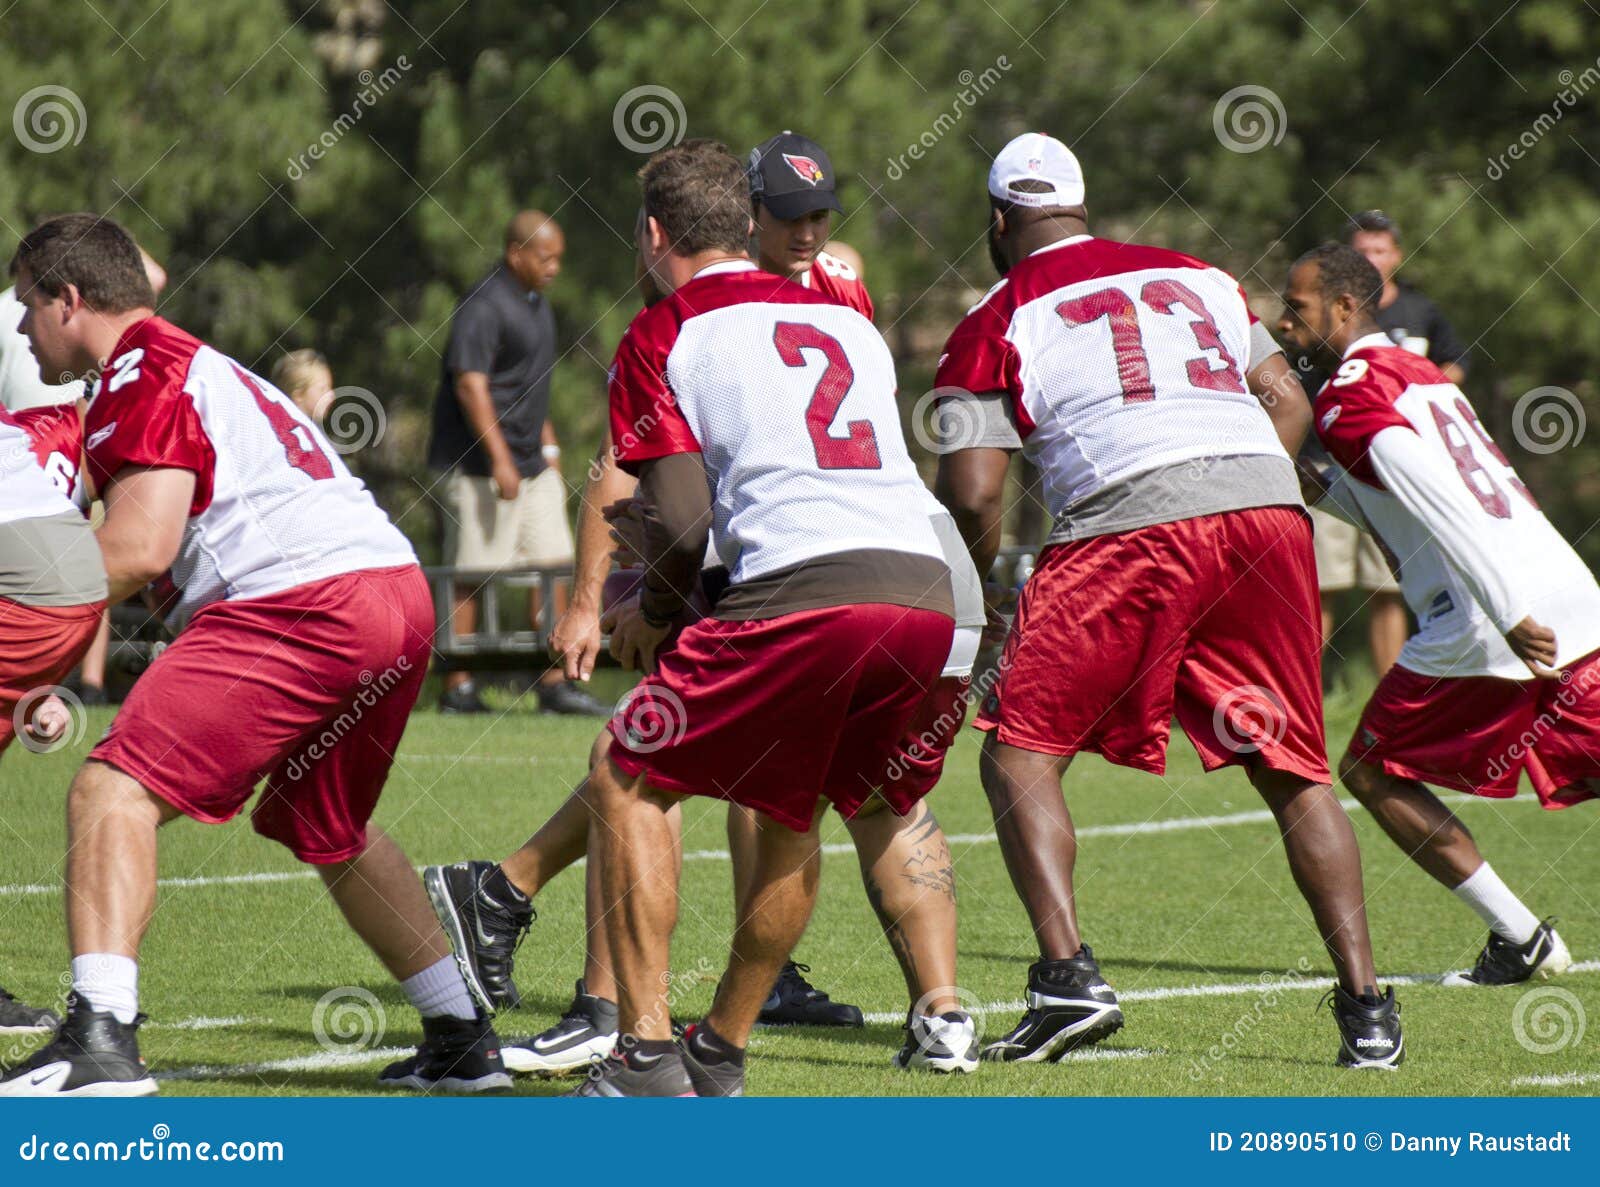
[1373,283,1469,372]
[427,264,556,478]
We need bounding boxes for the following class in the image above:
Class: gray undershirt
[0,512,106,605]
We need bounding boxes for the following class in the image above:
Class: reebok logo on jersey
[783,153,825,184]
[1319,405,1341,432]
[87,421,118,450]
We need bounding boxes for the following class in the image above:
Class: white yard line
[0,794,1535,898]
[1510,1070,1600,1088]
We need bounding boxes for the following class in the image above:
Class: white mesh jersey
[0,406,79,525]
[935,235,1286,517]
[609,260,940,582]
[1315,334,1600,678]
[85,317,415,626]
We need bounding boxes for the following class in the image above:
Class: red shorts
[1348,652,1600,808]
[608,603,955,830]
[882,674,972,801]
[0,597,105,753]
[975,506,1330,784]
[90,565,433,862]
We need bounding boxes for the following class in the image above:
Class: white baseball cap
[987,132,1086,208]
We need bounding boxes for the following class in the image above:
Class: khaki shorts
[1309,504,1397,594]
[441,467,575,569]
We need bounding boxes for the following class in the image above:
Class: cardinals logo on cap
[783,153,825,185]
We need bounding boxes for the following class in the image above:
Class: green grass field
[2,678,1597,1097]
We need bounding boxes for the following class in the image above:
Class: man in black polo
[1300,209,1472,687]
[428,210,605,716]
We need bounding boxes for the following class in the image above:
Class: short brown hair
[1297,242,1384,313]
[8,214,155,313]
[638,139,750,257]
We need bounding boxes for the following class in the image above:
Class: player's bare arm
[96,465,195,604]
[454,370,520,500]
[1246,350,1312,456]
[936,441,1012,578]
[551,427,639,680]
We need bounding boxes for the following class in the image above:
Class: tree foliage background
[3,0,1597,563]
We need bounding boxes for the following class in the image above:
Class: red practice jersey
[9,402,86,511]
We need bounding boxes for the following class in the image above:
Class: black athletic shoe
[438,681,490,714]
[503,980,618,1075]
[423,860,533,1012]
[681,1024,745,1096]
[1442,919,1571,987]
[1328,985,1404,1070]
[570,1047,695,1097]
[0,993,155,1097]
[893,1010,980,1074]
[0,985,59,1036]
[378,1013,511,1093]
[537,680,610,717]
[758,961,863,1027]
[982,947,1124,1063]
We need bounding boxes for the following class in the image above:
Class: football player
[0,215,507,1096]
[936,134,1400,1069]
[577,138,961,1096]
[1280,243,1591,985]
[426,132,985,1078]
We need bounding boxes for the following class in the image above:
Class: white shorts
[441,467,575,569]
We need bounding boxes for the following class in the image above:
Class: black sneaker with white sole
[1442,919,1571,987]
[503,979,618,1075]
[0,985,59,1036]
[758,961,863,1027]
[570,1046,695,1097]
[681,1024,745,1096]
[423,860,533,1013]
[1328,985,1404,1070]
[982,946,1124,1063]
[894,1010,980,1074]
[0,993,155,1097]
[378,1013,511,1093]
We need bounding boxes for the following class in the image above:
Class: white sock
[72,954,139,1024]
[1453,862,1540,944]
[401,956,476,1021]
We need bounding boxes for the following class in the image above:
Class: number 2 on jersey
[1056,279,1246,403]
[773,322,882,470]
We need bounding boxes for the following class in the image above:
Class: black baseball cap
[747,131,844,220]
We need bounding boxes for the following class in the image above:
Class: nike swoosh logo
[30,1068,58,1087]
[1521,939,1548,967]
[473,918,500,948]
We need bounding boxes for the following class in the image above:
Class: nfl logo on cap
[989,133,1086,208]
